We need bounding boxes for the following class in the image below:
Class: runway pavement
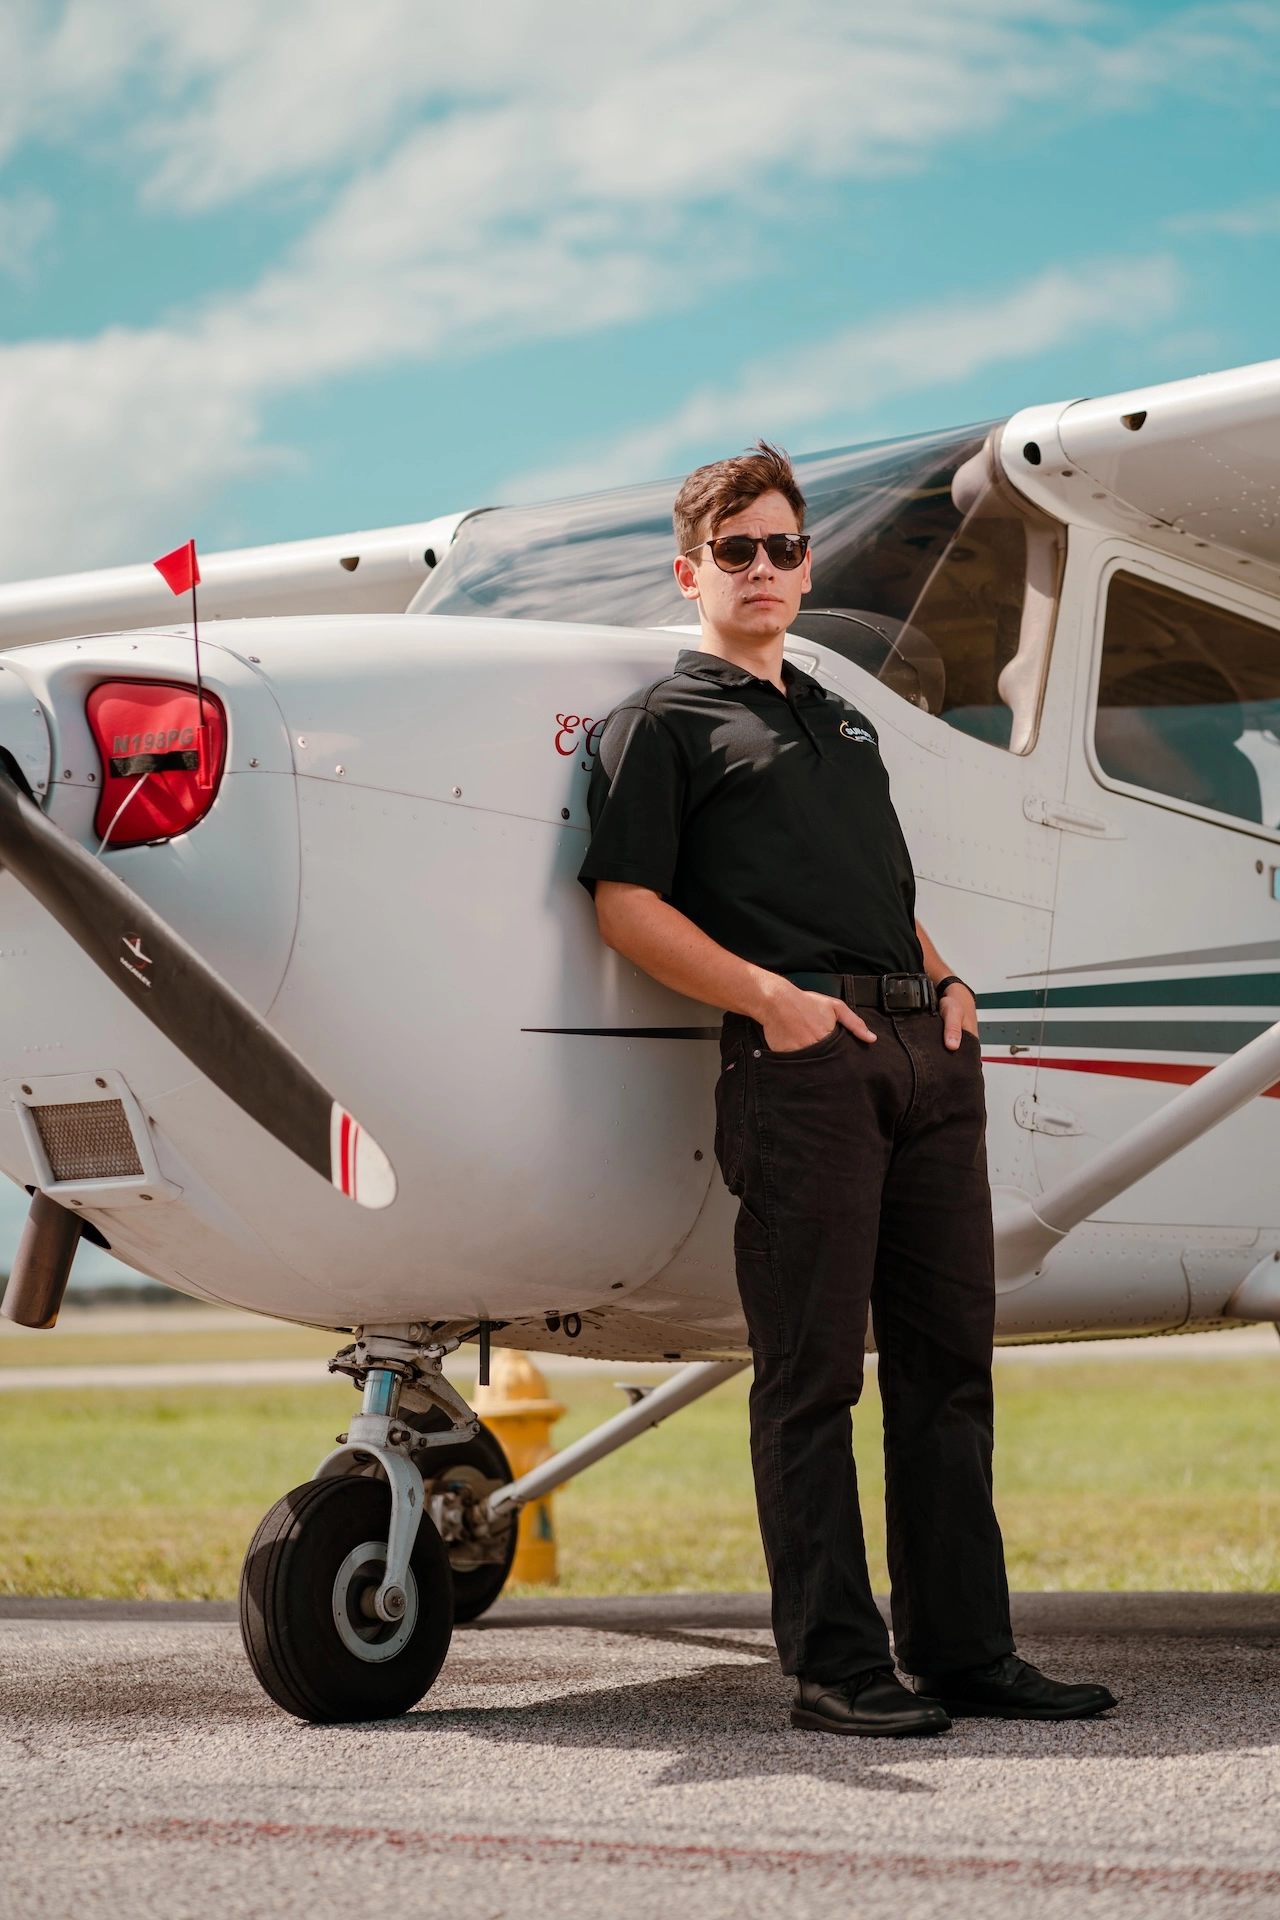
[1,1593,1278,1919]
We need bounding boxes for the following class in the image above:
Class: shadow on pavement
[397,1628,1280,1780]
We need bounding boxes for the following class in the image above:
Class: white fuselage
[8,358,1280,1354]
[2,574,1280,1355]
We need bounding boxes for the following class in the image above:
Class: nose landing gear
[240,1328,485,1723]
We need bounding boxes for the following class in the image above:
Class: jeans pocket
[764,1022,845,1063]
[714,1042,747,1191]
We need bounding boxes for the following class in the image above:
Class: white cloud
[139,1,1076,213]
[1,2,1090,205]
[0,3,1085,577]
[5,1,1273,211]
[0,327,266,576]
[0,2,1269,578]
[506,257,1182,498]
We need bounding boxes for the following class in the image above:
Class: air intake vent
[30,1100,144,1182]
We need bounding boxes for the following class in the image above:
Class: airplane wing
[0,511,471,650]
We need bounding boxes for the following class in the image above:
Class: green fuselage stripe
[978,972,1280,1010]
[979,1018,1274,1053]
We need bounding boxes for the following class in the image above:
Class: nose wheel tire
[240,1474,453,1723]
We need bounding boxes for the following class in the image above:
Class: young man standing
[579,443,1115,1737]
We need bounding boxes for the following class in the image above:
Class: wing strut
[994,1017,1280,1282]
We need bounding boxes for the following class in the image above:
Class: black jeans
[715,1008,1014,1682]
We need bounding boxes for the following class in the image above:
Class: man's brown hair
[672,440,807,555]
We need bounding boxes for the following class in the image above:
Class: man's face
[673,489,812,642]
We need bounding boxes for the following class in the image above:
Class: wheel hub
[332,1540,420,1662]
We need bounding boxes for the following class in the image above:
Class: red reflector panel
[87,681,226,849]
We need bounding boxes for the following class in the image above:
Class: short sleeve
[578,703,687,898]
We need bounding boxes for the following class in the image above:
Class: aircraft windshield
[413,421,1063,753]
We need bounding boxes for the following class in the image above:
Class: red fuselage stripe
[982,1055,1280,1098]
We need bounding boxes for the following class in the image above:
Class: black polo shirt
[578,648,924,977]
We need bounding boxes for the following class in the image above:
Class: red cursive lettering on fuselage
[554,714,606,759]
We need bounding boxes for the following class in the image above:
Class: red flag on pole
[153,540,211,786]
[153,540,200,596]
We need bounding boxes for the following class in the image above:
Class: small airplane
[3,355,1280,1723]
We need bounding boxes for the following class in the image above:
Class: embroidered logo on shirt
[839,720,875,743]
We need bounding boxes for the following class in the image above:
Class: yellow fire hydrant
[472,1349,565,1585]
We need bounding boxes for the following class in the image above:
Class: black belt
[784,970,937,1013]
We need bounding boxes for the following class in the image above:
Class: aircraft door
[1031,547,1280,1232]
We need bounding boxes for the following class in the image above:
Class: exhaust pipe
[1,1191,82,1328]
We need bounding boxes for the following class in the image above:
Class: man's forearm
[593,882,783,1022]
[593,883,881,1052]
[915,921,954,986]
[915,919,979,1045]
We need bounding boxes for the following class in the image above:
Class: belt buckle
[880,973,931,1013]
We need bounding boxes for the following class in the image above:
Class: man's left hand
[940,982,979,1051]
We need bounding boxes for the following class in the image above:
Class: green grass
[0,1324,338,1369]
[2,1359,1280,1598]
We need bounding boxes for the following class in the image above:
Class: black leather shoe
[791,1668,952,1738]
[913,1653,1117,1721]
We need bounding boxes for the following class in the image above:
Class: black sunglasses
[685,532,810,573]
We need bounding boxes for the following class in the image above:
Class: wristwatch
[934,974,973,1001]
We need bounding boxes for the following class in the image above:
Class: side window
[1094,572,1280,830]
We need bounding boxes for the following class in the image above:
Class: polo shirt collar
[675,647,825,699]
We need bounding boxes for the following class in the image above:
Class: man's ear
[673,554,701,602]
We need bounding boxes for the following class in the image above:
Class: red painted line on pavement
[116,1816,1280,1898]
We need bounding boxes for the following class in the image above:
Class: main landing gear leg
[239,1330,478,1724]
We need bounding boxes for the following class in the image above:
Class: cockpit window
[1094,572,1280,830]
[412,420,1064,753]
[791,429,1064,753]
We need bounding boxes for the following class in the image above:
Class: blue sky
[0,0,1278,590]
[0,3,1277,1284]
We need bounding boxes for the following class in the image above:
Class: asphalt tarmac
[1,1593,1278,1920]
